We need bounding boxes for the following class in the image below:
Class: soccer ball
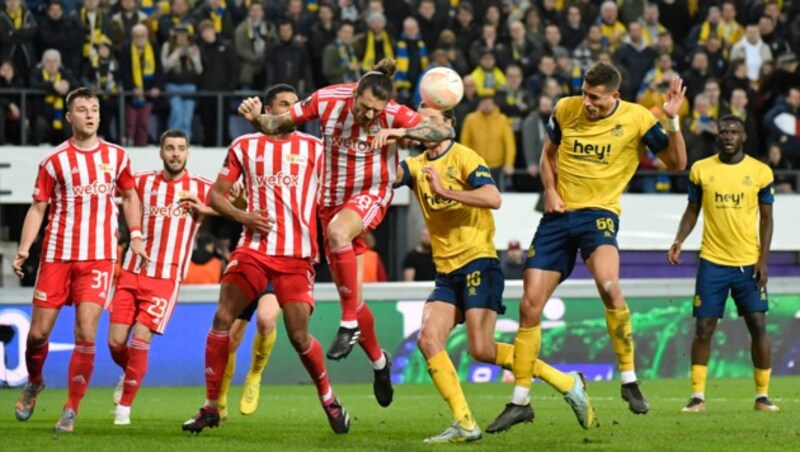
[419,67,464,111]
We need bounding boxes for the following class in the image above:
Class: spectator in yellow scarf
[355,12,394,72]
[470,48,507,97]
[120,23,164,146]
[0,0,37,82]
[29,49,80,145]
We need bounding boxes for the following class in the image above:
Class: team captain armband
[759,182,775,204]
[642,121,670,153]
[544,114,561,144]
[467,165,495,187]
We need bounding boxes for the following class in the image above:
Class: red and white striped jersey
[219,131,323,258]
[290,83,421,207]
[122,170,213,280]
[33,139,135,262]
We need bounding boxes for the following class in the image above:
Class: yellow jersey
[688,154,775,266]
[398,142,497,274]
[546,96,669,215]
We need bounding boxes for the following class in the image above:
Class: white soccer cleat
[113,375,124,405]
[114,405,131,425]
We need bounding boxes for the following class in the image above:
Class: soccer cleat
[326,326,361,360]
[754,397,779,412]
[240,374,261,415]
[15,381,45,422]
[113,375,124,405]
[423,422,483,443]
[322,397,350,434]
[114,405,131,425]
[54,408,76,433]
[563,371,599,429]
[486,403,534,433]
[373,350,393,407]
[681,397,706,412]
[621,381,650,414]
[182,406,221,434]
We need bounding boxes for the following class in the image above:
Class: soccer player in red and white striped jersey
[106,129,214,425]
[238,59,454,407]
[12,88,148,433]
[184,85,351,435]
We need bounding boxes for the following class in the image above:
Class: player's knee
[256,313,278,336]
[107,335,126,349]
[417,329,443,358]
[467,340,494,363]
[694,324,715,343]
[597,279,621,299]
[74,325,97,342]
[519,296,543,326]
[27,329,50,346]
[212,308,236,331]
[287,329,309,352]
[326,226,352,248]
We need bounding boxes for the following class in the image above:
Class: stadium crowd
[0,0,798,192]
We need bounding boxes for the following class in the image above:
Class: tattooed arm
[371,118,455,149]
[238,96,298,135]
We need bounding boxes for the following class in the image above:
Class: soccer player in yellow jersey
[488,62,687,432]
[392,105,596,443]
[668,115,777,413]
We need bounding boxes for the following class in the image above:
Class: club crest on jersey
[177,190,193,200]
[445,166,458,180]
[284,154,308,165]
[742,175,752,187]
[611,124,624,137]
[97,163,114,173]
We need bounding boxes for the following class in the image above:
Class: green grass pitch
[2,377,798,451]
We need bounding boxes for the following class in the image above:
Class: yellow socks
[495,343,514,370]
[511,326,541,405]
[534,360,576,394]
[690,364,707,398]
[249,329,277,377]
[605,305,637,382]
[754,368,771,397]
[427,350,475,429]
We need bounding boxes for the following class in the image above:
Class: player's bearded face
[353,89,388,128]
[581,83,619,120]
[160,137,188,175]
[67,98,100,136]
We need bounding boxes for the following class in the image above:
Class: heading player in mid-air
[13,88,148,432]
[668,115,777,412]
[488,62,687,432]
[238,58,453,408]
[106,129,214,425]
[392,105,596,443]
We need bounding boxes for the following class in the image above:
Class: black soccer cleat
[322,397,351,434]
[621,381,650,414]
[182,406,221,434]
[486,403,535,434]
[373,350,393,407]
[326,326,361,360]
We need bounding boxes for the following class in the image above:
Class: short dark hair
[264,83,297,107]
[160,129,189,147]
[356,58,396,100]
[338,20,355,31]
[66,87,99,111]
[717,114,745,129]
[584,62,621,92]
[418,102,456,128]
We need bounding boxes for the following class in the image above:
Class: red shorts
[109,270,181,334]
[33,260,114,309]
[319,193,390,262]
[221,248,315,310]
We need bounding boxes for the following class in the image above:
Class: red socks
[119,338,150,407]
[298,337,331,398]
[356,303,383,362]
[331,244,358,325]
[25,339,49,385]
[109,344,129,369]
[65,341,95,412]
[205,329,230,402]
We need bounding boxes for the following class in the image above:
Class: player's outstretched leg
[285,302,350,434]
[418,302,481,443]
[744,313,779,412]
[355,302,393,407]
[327,242,361,360]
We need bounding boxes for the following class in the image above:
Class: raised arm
[657,77,688,171]
[238,96,298,136]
